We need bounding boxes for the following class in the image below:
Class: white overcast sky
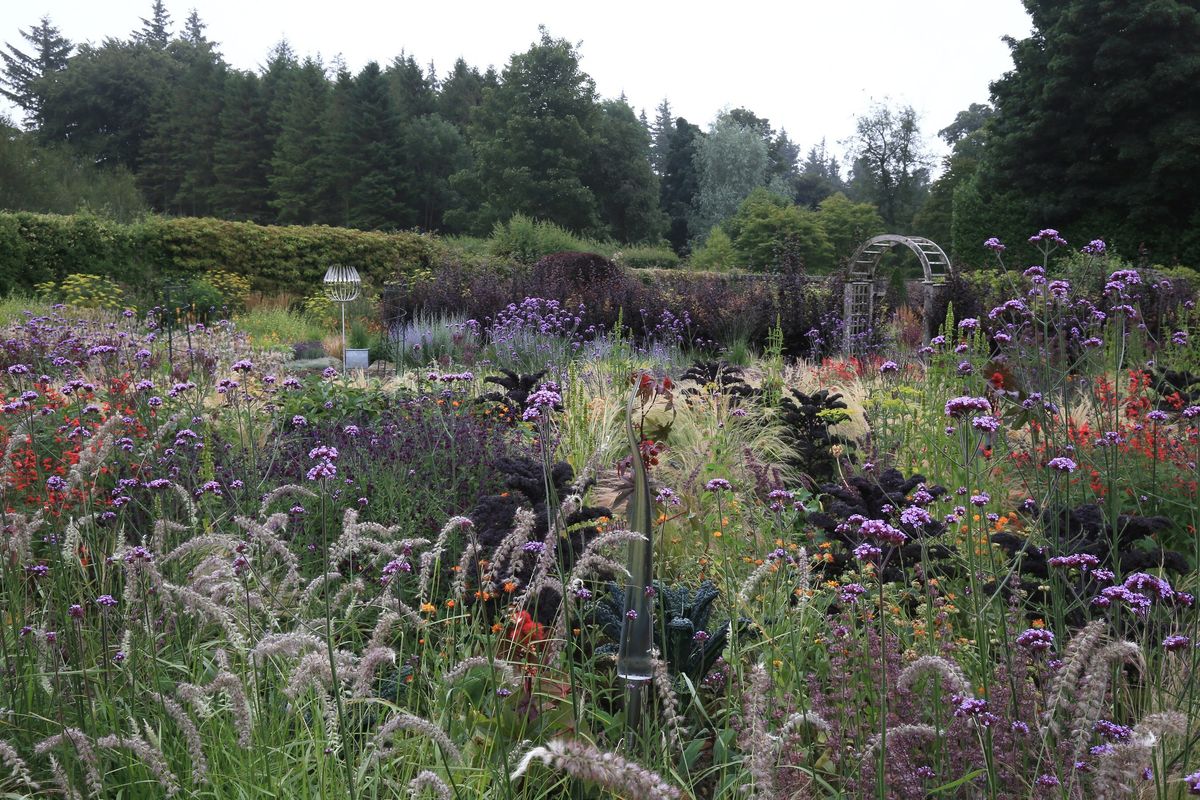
[2,0,1033,164]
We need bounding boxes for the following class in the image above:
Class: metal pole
[340,302,347,378]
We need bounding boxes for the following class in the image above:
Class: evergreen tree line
[6,0,1196,265]
[0,4,924,256]
[914,0,1200,264]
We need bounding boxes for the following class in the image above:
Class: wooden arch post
[841,234,952,353]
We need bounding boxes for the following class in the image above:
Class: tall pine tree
[985,0,1200,257]
[0,16,73,129]
[211,70,270,220]
[268,57,330,224]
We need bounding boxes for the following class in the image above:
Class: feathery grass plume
[159,533,234,566]
[0,510,42,564]
[408,770,452,799]
[150,692,208,785]
[314,688,343,758]
[740,662,781,799]
[162,582,248,650]
[778,710,832,739]
[48,754,82,800]
[177,654,255,747]
[789,546,811,608]
[0,738,38,791]
[352,646,396,697]
[367,611,404,650]
[371,712,463,765]
[376,593,427,629]
[299,571,343,607]
[858,724,940,772]
[452,541,483,599]
[95,734,179,796]
[565,529,645,586]
[233,513,301,575]
[151,520,194,556]
[418,516,473,599]
[66,414,123,491]
[331,508,409,565]
[441,656,518,685]
[1091,711,1187,799]
[481,507,537,596]
[737,559,781,606]
[896,655,972,698]
[0,417,32,487]
[651,653,686,751]
[30,630,58,695]
[510,738,681,800]
[330,576,367,614]
[252,632,324,662]
[515,496,582,610]
[1043,618,1108,735]
[60,513,97,562]
[1068,640,1145,759]
[283,649,356,701]
[257,483,317,516]
[34,728,102,797]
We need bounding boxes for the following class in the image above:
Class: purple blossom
[306,461,337,481]
[983,237,1006,253]
[879,360,899,374]
[944,396,990,418]
[1015,628,1054,653]
[307,445,340,461]
[1028,228,1068,247]
[1047,553,1099,571]
[838,583,867,603]
[852,542,881,561]
[1046,457,1077,473]
[705,478,732,492]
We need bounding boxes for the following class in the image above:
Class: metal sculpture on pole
[322,265,361,376]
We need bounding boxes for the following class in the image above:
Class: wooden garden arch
[842,234,952,353]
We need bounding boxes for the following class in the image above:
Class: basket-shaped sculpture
[322,265,361,303]
[322,265,362,375]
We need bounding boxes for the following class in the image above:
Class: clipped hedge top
[0,211,442,295]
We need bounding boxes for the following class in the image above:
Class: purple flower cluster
[521,382,563,422]
[944,396,990,418]
[1092,572,1186,618]
[951,695,999,727]
[1015,628,1054,653]
[1028,228,1068,247]
[1047,553,1100,571]
[306,442,338,482]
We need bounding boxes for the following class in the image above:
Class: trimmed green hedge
[0,212,440,296]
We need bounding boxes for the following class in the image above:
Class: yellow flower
[420,602,436,614]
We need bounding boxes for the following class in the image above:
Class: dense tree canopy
[11,0,1196,267]
[982,0,1200,260]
